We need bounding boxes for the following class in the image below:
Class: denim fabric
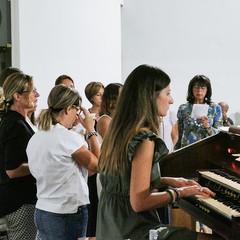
[35,206,88,240]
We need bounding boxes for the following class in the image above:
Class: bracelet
[86,131,98,139]
[168,187,181,202]
[166,189,176,205]
[171,188,181,202]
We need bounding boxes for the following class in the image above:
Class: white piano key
[195,195,240,219]
[198,171,240,193]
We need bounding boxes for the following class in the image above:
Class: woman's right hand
[78,107,95,132]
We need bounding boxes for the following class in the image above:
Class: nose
[170,96,174,104]
[35,91,40,97]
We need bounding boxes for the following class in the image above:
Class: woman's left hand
[160,177,201,188]
[199,116,210,129]
[169,177,200,188]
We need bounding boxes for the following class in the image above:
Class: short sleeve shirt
[27,123,89,214]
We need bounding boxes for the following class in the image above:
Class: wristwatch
[86,131,98,139]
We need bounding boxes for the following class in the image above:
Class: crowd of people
[0,65,232,240]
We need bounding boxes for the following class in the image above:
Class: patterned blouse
[175,102,223,149]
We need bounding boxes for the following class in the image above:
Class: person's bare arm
[130,139,171,212]
[6,163,30,178]
[171,122,179,146]
[130,139,215,213]
[87,134,100,159]
[72,145,98,173]
[97,116,111,139]
[78,106,100,159]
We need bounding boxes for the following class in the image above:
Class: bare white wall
[11,0,122,113]
[122,0,240,124]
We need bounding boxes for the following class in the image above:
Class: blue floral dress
[175,102,222,149]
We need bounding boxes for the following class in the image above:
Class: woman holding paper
[175,75,223,233]
[175,74,222,150]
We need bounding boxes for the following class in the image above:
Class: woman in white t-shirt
[27,84,100,240]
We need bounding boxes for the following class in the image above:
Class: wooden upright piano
[160,127,240,240]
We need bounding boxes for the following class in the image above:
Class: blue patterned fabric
[175,102,222,149]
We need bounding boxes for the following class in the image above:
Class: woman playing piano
[96,64,223,240]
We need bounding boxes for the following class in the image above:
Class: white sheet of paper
[191,104,209,119]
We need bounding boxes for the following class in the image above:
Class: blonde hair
[37,84,81,131]
[0,73,33,118]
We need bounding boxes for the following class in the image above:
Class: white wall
[122,0,240,124]
[11,0,122,113]
[10,1,240,124]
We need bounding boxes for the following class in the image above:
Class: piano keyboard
[193,169,240,220]
[195,195,240,220]
[198,170,240,193]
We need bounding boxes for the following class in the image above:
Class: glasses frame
[19,88,38,95]
[193,85,207,90]
[72,105,81,114]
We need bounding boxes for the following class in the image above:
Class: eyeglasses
[72,105,80,114]
[19,88,38,94]
[193,85,207,90]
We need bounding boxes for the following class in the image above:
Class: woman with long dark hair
[96,65,222,240]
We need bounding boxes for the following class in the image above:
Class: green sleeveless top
[96,131,169,239]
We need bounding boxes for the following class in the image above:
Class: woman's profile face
[156,84,173,117]
[91,87,104,107]
[20,83,40,112]
[29,87,40,112]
